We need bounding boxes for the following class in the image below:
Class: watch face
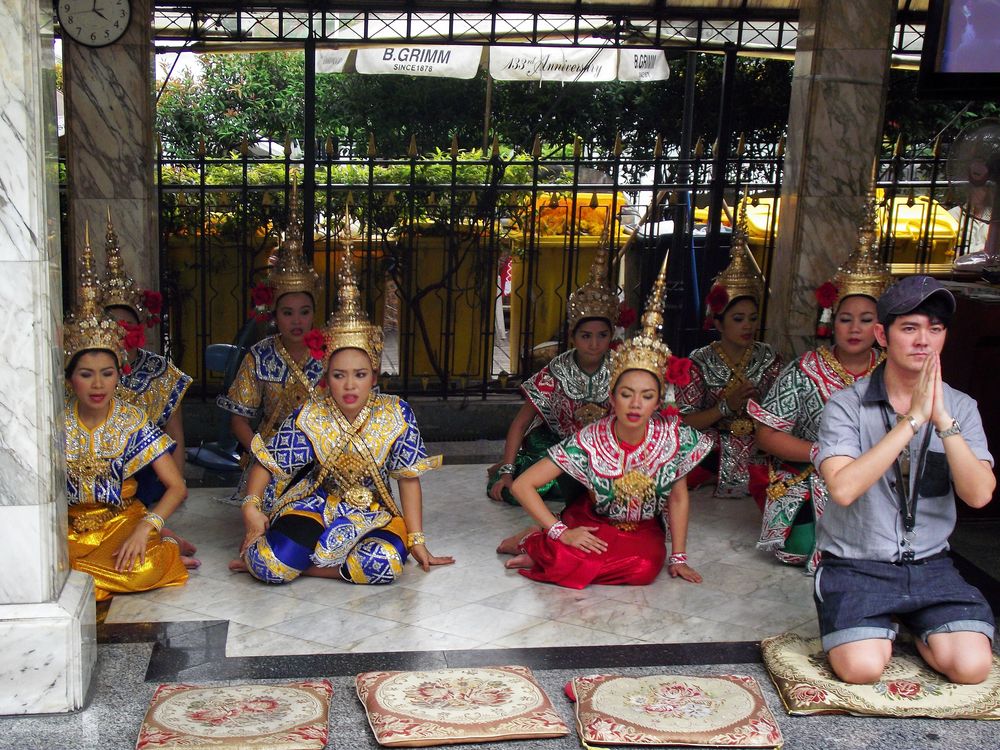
[57,0,132,48]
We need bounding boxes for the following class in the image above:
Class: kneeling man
[814,275,995,684]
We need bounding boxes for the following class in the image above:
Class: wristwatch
[936,419,962,439]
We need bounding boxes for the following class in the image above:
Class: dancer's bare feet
[163,528,197,556]
[504,553,534,569]
[181,555,201,570]
[496,526,540,555]
[228,558,248,573]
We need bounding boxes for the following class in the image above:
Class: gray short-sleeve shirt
[813,364,993,562]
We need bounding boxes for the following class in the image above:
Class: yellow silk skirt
[68,479,188,602]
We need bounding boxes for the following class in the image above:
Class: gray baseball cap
[876,275,956,324]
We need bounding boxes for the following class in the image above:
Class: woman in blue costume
[217,186,325,507]
[487,241,619,504]
[99,214,197,567]
[64,233,189,601]
[229,251,454,584]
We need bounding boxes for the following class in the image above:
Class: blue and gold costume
[217,335,324,504]
[118,348,191,428]
[243,392,441,585]
[65,396,188,601]
[118,348,192,505]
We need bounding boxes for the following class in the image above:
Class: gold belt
[70,498,134,533]
[609,519,640,532]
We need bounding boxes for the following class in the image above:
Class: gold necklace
[275,336,318,391]
[820,346,884,386]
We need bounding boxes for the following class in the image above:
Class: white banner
[355,45,482,79]
[316,48,351,74]
[617,49,670,82]
[489,45,618,82]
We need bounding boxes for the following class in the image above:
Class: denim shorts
[813,554,995,651]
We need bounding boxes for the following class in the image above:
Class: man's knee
[827,640,892,684]
[927,632,994,684]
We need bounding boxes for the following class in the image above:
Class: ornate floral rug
[762,631,1000,719]
[355,665,569,746]
[136,680,332,749]
[568,674,783,748]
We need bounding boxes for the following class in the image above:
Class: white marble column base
[0,571,96,715]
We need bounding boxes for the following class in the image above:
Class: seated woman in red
[501,258,713,589]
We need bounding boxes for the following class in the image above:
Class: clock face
[57,0,132,48]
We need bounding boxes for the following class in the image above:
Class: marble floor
[106,463,821,658]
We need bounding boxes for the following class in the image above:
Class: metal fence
[157,135,978,400]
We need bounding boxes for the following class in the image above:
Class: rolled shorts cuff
[920,619,995,645]
[822,624,898,652]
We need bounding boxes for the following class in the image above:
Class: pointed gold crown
[268,181,322,305]
[64,224,128,370]
[707,200,765,314]
[100,210,146,319]
[566,226,619,331]
[829,174,892,305]
[609,249,673,391]
[321,214,383,369]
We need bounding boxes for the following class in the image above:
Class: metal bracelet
[241,494,263,512]
[668,552,689,566]
[407,531,427,547]
[142,512,165,533]
[496,463,516,476]
[546,521,569,541]
[717,400,733,418]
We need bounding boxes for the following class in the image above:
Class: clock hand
[93,7,108,20]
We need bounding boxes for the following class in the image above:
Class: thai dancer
[500,253,712,589]
[64,231,189,601]
[750,186,890,566]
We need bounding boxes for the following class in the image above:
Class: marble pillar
[0,1,96,715]
[63,0,157,303]
[766,0,895,358]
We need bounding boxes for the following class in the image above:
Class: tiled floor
[106,464,821,657]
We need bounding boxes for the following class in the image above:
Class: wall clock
[56,0,132,48]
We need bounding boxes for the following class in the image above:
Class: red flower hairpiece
[659,403,680,419]
[815,281,839,309]
[303,328,327,362]
[142,290,163,327]
[117,319,147,351]
[248,281,274,322]
[706,284,729,314]
[616,302,637,330]
[664,355,693,388]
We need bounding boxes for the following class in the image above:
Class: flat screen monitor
[919,0,1000,98]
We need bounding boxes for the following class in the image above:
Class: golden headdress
[267,182,322,305]
[100,210,146,320]
[609,249,674,393]
[704,200,765,320]
[566,229,619,332]
[814,174,892,336]
[64,224,129,371]
[316,218,383,370]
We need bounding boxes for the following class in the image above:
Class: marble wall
[766,0,895,359]
[0,0,96,715]
[63,0,157,306]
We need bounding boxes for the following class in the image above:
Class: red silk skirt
[519,501,666,589]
